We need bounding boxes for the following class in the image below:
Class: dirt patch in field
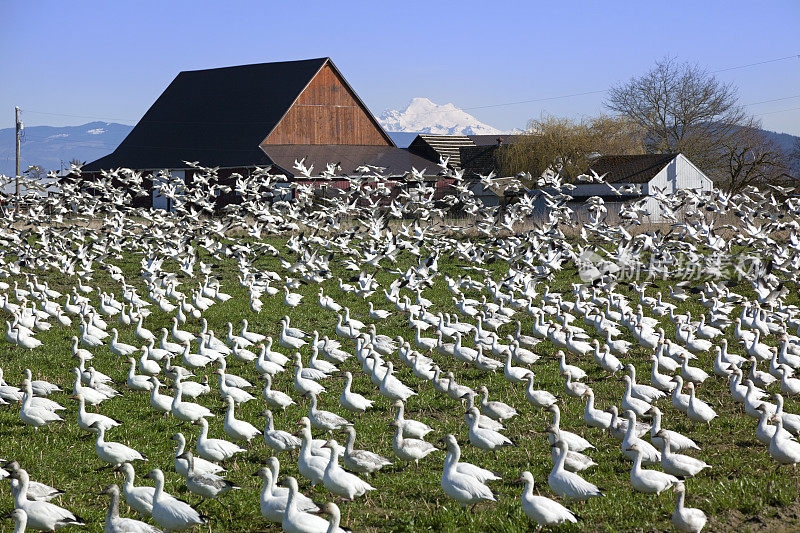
[711,501,800,532]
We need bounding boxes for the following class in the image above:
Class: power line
[753,105,800,117]
[18,52,800,123]
[711,54,800,73]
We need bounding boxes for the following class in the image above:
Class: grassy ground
[1,236,798,532]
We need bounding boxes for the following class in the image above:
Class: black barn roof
[84,58,330,171]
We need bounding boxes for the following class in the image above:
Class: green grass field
[1,236,799,533]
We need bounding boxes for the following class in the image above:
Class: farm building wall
[261,63,391,146]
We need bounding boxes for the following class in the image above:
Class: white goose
[441,434,501,484]
[685,382,717,426]
[440,435,496,508]
[341,426,393,476]
[339,371,373,412]
[519,470,577,528]
[672,483,707,533]
[548,440,603,500]
[223,396,261,442]
[263,374,295,412]
[657,431,711,477]
[170,433,224,476]
[322,440,376,500]
[92,422,147,467]
[143,469,206,532]
[281,477,349,533]
[171,379,213,424]
[118,462,155,517]
[392,399,433,439]
[627,442,679,494]
[263,410,302,453]
[100,484,162,533]
[256,466,318,523]
[195,417,245,462]
[389,419,438,468]
[467,407,514,453]
[10,468,85,531]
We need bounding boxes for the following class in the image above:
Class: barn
[82,58,438,208]
[529,153,714,224]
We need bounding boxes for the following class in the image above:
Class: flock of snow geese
[1,160,800,532]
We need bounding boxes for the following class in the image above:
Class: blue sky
[2,0,799,135]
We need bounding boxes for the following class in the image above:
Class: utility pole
[15,106,21,212]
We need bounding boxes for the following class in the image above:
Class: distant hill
[0,121,133,177]
[1,118,795,179]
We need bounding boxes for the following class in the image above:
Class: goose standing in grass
[339,371,373,412]
[379,362,417,401]
[263,374,294,412]
[307,392,351,433]
[523,375,558,408]
[117,463,155,517]
[263,410,301,454]
[519,470,577,529]
[440,435,496,509]
[297,417,329,485]
[216,368,255,404]
[769,415,800,469]
[547,405,594,452]
[222,396,261,442]
[20,379,63,430]
[621,410,660,464]
[171,379,213,424]
[650,407,698,452]
[548,440,603,500]
[504,349,534,384]
[392,400,432,438]
[144,469,206,533]
[281,477,350,533]
[292,353,326,397]
[341,426,392,476]
[672,483,707,532]
[8,509,28,533]
[194,418,245,463]
[24,369,59,396]
[389,419,438,469]
[9,468,85,531]
[178,451,240,503]
[109,328,138,357]
[92,422,147,467]
[100,484,163,533]
[71,393,121,432]
[657,432,711,477]
[3,461,64,502]
[126,358,154,391]
[558,350,587,380]
[467,407,514,453]
[321,440,376,500]
[148,378,173,416]
[170,434,224,477]
[581,389,612,429]
[477,385,517,421]
[441,434,501,483]
[627,443,679,494]
[255,466,318,523]
[685,382,717,426]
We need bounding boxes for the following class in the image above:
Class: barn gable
[261,61,393,147]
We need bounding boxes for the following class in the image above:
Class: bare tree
[722,121,791,194]
[606,57,748,179]
[495,114,644,181]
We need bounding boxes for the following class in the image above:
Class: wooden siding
[262,63,391,146]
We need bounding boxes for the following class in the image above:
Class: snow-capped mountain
[378,97,504,135]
